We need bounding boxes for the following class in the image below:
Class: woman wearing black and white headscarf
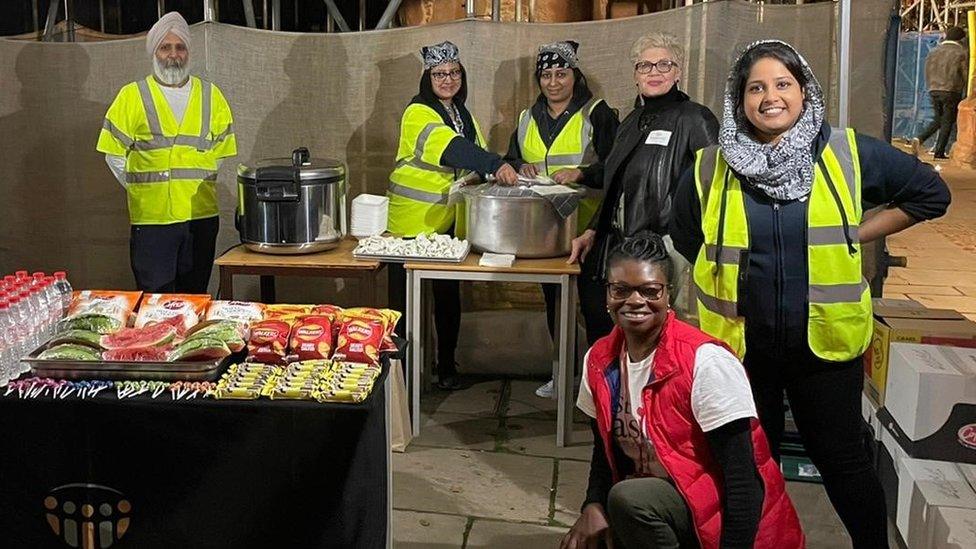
[387,40,518,390]
[670,40,950,548]
[504,40,619,398]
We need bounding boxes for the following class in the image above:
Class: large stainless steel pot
[461,183,581,258]
[237,147,347,255]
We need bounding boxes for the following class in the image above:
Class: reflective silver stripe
[547,153,585,165]
[131,137,175,151]
[125,169,217,184]
[199,80,212,146]
[136,79,164,138]
[212,123,234,144]
[395,158,453,174]
[698,146,720,209]
[704,244,745,265]
[695,282,738,318]
[388,182,449,205]
[102,119,134,149]
[171,168,217,180]
[808,225,859,246]
[516,110,531,150]
[579,98,598,166]
[414,122,444,162]
[809,280,868,304]
[173,135,211,149]
[827,127,857,200]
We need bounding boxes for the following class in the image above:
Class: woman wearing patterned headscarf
[503,40,619,398]
[387,41,518,390]
[669,40,950,548]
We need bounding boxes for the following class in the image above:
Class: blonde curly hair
[630,32,684,70]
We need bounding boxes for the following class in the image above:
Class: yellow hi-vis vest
[516,98,604,233]
[387,103,487,237]
[97,76,237,225]
[692,127,872,361]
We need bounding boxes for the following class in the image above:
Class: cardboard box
[878,423,904,528]
[958,463,976,493]
[931,506,976,549]
[896,455,976,548]
[882,343,976,463]
[864,300,976,407]
[863,392,882,441]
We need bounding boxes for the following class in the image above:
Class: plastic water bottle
[7,296,29,375]
[31,283,51,339]
[53,271,73,318]
[17,289,40,353]
[0,299,11,385]
[43,277,60,335]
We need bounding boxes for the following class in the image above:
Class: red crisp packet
[248,319,291,365]
[289,315,334,361]
[333,319,385,365]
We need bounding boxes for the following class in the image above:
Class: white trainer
[535,379,554,399]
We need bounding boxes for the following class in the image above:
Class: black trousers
[129,216,219,294]
[917,90,962,156]
[387,262,461,377]
[744,345,889,549]
[577,250,614,348]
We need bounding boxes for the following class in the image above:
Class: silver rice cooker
[236,147,347,255]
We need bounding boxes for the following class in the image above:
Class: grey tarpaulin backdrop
[0,0,892,297]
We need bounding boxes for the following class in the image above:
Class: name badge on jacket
[645,130,672,146]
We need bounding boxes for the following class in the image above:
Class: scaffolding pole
[838,0,852,126]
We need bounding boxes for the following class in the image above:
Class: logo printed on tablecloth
[44,484,131,549]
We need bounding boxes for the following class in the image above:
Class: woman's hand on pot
[495,163,519,186]
[568,229,596,265]
[519,163,539,178]
[560,503,611,549]
[552,168,583,185]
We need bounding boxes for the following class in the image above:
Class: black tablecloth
[0,367,388,549]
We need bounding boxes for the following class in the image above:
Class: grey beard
[153,57,190,86]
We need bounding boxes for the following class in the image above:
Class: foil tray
[352,241,470,264]
[22,344,234,381]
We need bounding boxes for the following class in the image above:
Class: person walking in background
[912,26,968,160]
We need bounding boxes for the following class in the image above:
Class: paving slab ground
[393,151,976,548]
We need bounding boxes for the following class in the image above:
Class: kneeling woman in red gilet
[562,233,803,549]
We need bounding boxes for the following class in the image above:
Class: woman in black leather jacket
[569,32,718,345]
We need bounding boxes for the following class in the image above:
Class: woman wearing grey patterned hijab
[669,40,951,549]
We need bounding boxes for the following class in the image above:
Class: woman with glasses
[669,40,950,548]
[562,233,803,549]
[503,40,620,398]
[569,33,718,351]
[387,41,518,390]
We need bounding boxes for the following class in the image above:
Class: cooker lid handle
[292,147,310,167]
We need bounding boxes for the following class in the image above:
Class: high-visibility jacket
[387,103,486,238]
[692,127,872,361]
[97,75,237,225]
[516,98,604,233]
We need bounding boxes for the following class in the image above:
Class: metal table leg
[556,273,578,447]
[407,269,422,437]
